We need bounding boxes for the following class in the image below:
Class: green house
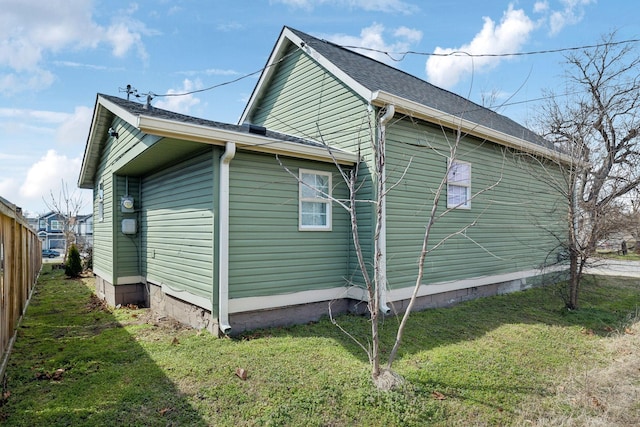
[79,27,569,335]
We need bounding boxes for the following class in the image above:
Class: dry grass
[516,315,640,426]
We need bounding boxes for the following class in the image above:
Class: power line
[124,38,639,101]
[123,46,303,101]
[343,38,640,62]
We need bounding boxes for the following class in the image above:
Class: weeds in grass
[0,267,638,426]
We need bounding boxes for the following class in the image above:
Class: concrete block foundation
[93,275,535,337]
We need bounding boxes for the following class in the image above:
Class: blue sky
[1,0,637,215]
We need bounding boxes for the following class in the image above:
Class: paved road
[585,259,640,278]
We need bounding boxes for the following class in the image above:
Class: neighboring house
[74,214,94,249]
[36,212,93,253]
[78,26,569,335]
[37,212,66,251]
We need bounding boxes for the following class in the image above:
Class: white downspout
[378,104,394,314]
[218,141,236,334]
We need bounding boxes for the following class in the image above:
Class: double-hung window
[299,169,332,230]
[447,159,471,209]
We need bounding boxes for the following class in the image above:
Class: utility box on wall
[121,195,135,213]
[122,218,137,235]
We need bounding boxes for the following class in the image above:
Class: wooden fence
[0,197,41,379]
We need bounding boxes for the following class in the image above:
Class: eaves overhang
[79,94,358,189]
[137,115,358,165]
[371,90,574,165]
[78,95,142,189]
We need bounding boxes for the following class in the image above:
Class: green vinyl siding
[384,119,566,289]
[248,44,376,291]
[250,45,372,155]
[228,151,350,299]
[92,117,146,282]
[92,173,113,280]
[141,150,215,299]
[114,176,141,278]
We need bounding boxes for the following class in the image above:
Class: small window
[50,220,62,231]
[447,159,471,209]
[299,169,332,231]
[98,182,104,222]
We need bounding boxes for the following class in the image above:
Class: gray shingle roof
[287,27,553,150]
[99,93,330,149]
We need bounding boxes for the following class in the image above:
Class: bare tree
[535,32,640,309]
[44,179,85,261]
[281,107,505,390]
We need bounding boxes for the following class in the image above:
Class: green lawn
[1,266,638,426]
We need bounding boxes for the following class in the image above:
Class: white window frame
[447,159,471,209]
[299,169,332,231]
[50,220,62,231]
[98,181,104,222]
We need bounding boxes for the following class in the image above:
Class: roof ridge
[286,26,491,117]
[284,26,552,150]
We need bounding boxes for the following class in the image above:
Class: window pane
[448,185,469,207]
[448,162,470,184]
[301,173,329,199]
[301,201,327,226]
[299,170,331,229]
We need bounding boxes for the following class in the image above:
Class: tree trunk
[567,249,580,310]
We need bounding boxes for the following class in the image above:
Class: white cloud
[0,105,93,212]
[0,0,156,93]
[325,23,422,65]
[273,0,419,14]
[19,150,87,210]
[425,5,534,89]
[548,0,594,35]
[177,68,239,77]
[154,79,202,114]
[534,1,549,13]
[0,70,56,95]
[217,22,244,32]
[0,177,20,203]
[55,106,93,146]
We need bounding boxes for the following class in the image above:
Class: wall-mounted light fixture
[108,127,119,138]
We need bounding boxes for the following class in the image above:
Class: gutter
[378,104,394,315]
[371,90,574,165]
[218,142,236,334]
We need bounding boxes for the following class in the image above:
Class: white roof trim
[138,115,357,165]
[371,90,573,164]
[240,27,373,124]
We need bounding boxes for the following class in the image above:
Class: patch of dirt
[516,319,640,426]
[85,294,109,313]
[124,309,192,333]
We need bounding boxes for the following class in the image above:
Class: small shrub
[65,244,83,277]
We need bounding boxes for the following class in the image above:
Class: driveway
[585,259,640,278]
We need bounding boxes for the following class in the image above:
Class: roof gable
[242,26,567,161]
[78,94,357,188]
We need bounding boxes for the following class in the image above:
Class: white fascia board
[79,96,148,189]
[292,29,372,102]
[98,95,140,127]
[239,28,293,124]
[138,115,358,165]
[371,90,574,164]
[240,27,373,124]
